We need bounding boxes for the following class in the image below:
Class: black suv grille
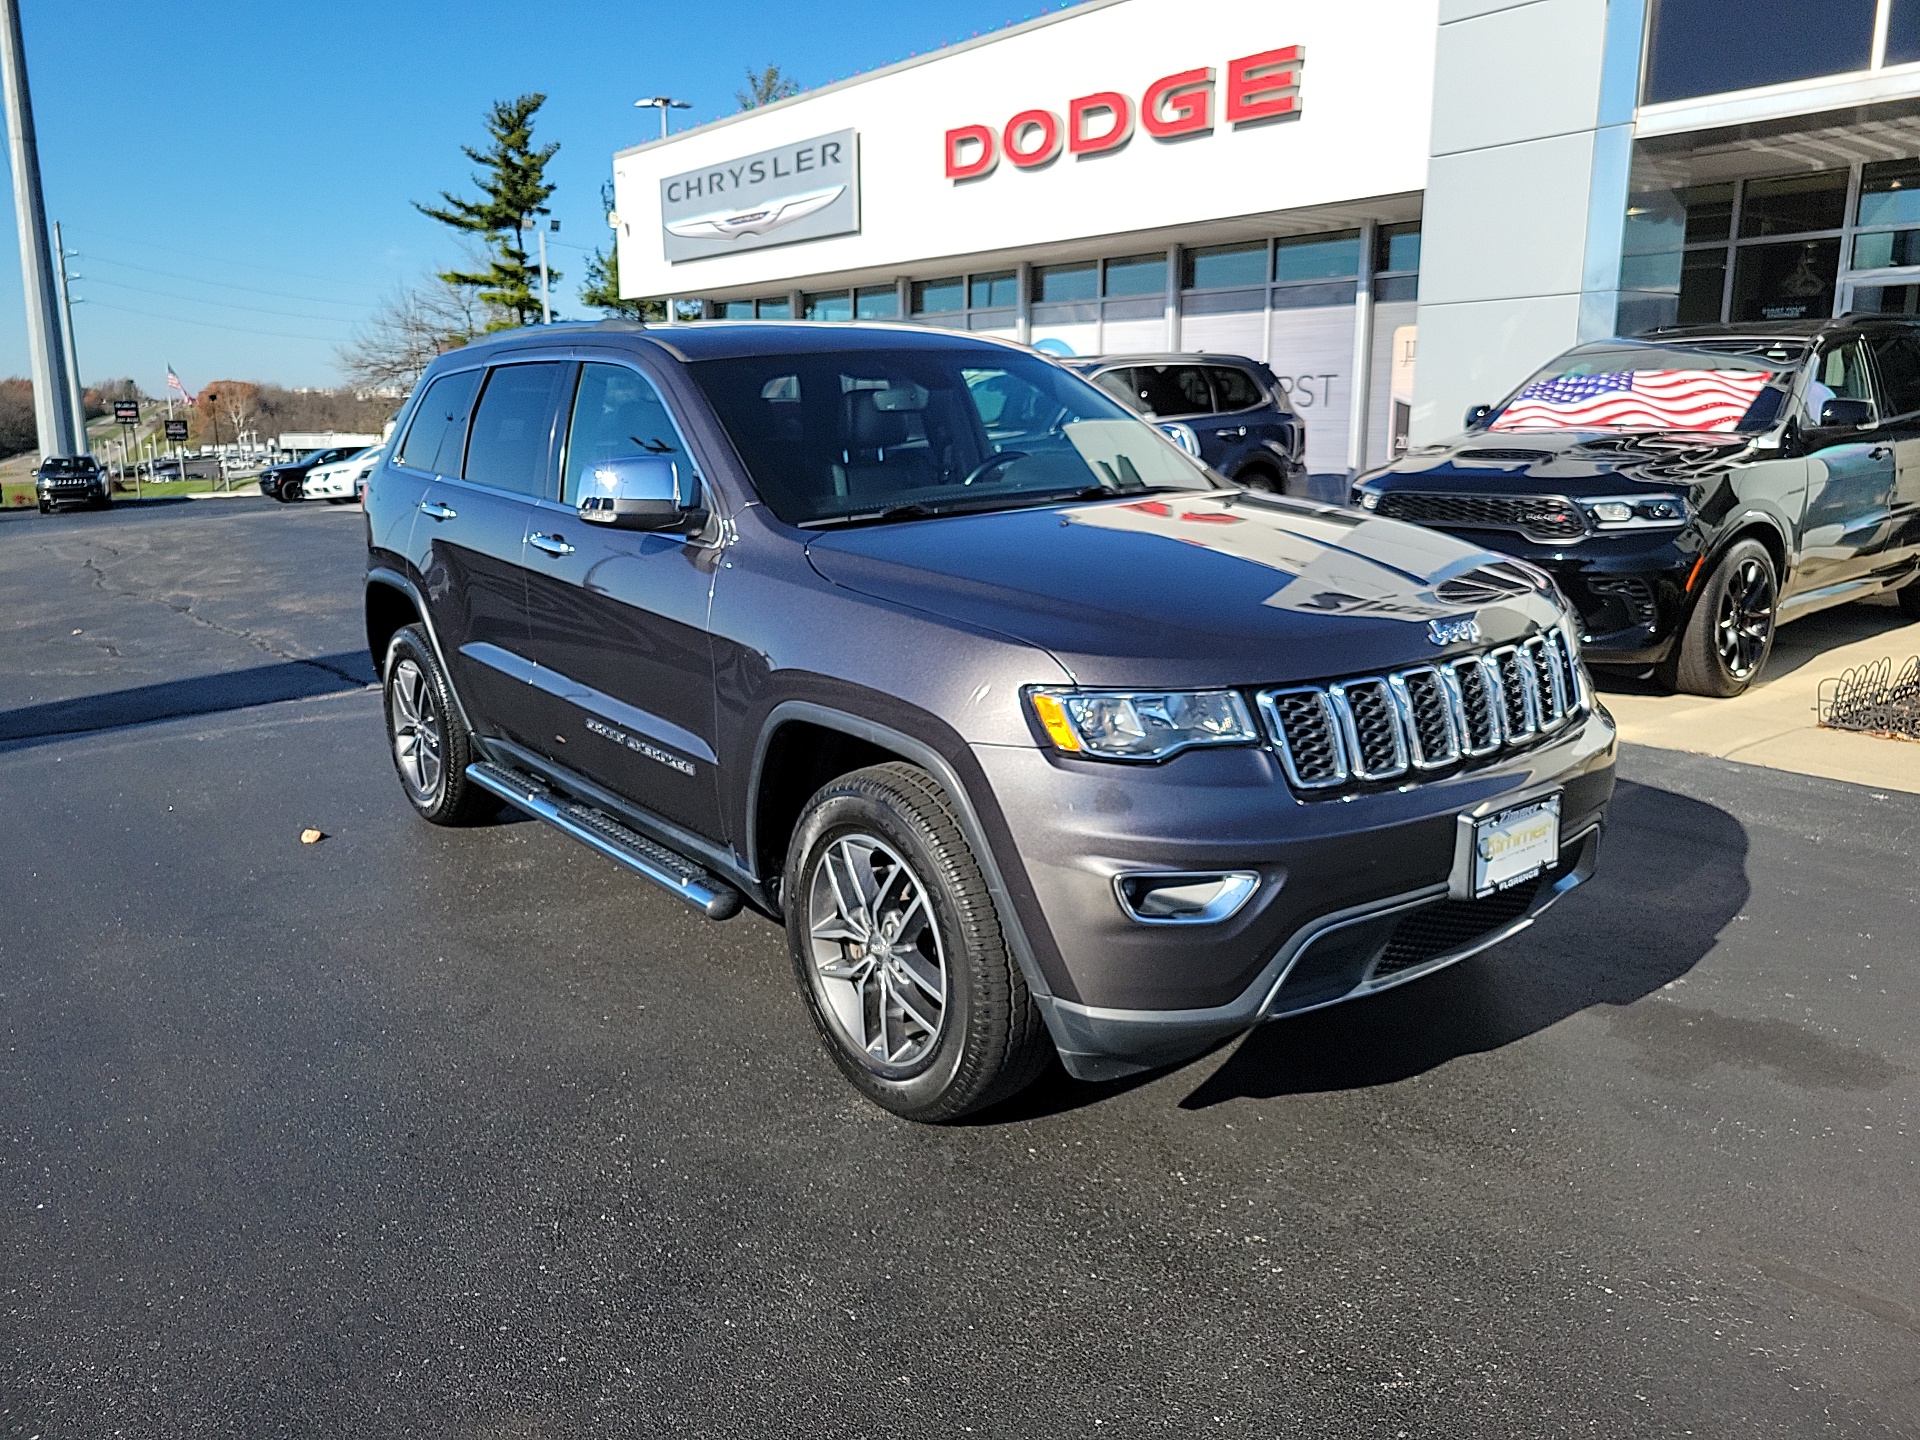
[1376,491,1587,542]
[1259,633,1582,795]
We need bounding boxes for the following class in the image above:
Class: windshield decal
[1493,368,1772,433]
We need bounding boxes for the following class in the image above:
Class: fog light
[1115,871,1260,925]
[1359,491,1381,510]
[1590,501,1633,523]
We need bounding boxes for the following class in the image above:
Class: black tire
[1668,540,1778,697]
[1234,464,1284,495]
[326,496,352,506]
[784,762,1052,1122]
[381,625,496,826]
[281,481,302,503]
[37,500,49,514]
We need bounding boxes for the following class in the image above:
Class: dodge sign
[660,129,860,262]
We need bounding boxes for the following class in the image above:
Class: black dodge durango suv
[1354,319,1920,696]
[365,321,1617,1120]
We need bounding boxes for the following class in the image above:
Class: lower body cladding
[974,710,1616,1080]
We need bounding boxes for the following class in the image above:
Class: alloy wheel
[1714,556,1775,679]
[805,833,948,1072]
[388,657,445,804]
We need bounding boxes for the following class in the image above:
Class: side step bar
[466,761,743,920]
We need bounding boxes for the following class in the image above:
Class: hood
[1377,428,1753,494]
[804,491,1562,688]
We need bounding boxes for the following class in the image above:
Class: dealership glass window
[756,297,792,320]
[1103,253,1168,297]
[803,291,852,321]
[855,286,900,320]
[1682,183,1734,243]
[1643,0,1876,105]
[1740,171,1849,238]
[717,300,755,319]
[1273,230,1359,283]
[911,277,965,315]
[1184,242,1268,291]
[1034,262,1098,303]
[1892,0,1920,64]
[969,271,1018,308]
[1858,158,1920,227]
[1732,238,1841,322]
[1677,249,1728,324]
[1373,223,1422,302]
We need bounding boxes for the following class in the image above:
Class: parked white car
[301,446,381,504]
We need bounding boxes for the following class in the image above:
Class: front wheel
[1669,540,1778,697]
[382,625,496,826]
[784,762,1053,1122]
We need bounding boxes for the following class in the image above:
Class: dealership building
[613,0,1920,477]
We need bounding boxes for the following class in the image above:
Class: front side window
[1490,341,1801,434]
[1806,340,1874,421]
[397,368,482,474]
[561,363,692,505]
[688,348,1212,525]
[463,363,565,496]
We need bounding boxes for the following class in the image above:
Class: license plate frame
[1451,793,1562,900]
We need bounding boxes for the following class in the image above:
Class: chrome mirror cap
[576,455,705,532]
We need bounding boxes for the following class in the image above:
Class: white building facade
[613,0,1920,477]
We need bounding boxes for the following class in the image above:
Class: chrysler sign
[660,129,859,261]
[944,46,1303,180]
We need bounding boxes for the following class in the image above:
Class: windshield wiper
[799,484,1192,530]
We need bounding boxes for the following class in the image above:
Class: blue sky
[1,0,1074,394]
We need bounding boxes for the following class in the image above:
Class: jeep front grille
[1258,633,1582,794]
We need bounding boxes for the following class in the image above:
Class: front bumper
[37,479,109,508]
[1408,526,1698,665]
[973,706,1617,1079]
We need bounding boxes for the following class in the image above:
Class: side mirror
[576,455,705,533]
[1464,404,1494,429]
[1819,397,1876,429]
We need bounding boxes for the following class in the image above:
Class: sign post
[114,400,139,498]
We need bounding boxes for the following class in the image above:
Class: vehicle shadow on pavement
[1175,777,1748,1107]
[0,652,377,748]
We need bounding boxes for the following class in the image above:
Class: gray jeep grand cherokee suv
[364,321,1616,1121]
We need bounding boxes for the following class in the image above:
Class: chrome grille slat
[1259,633,1586,796]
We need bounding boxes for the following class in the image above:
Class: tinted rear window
[1209,367,1265,411]
[1130,365,1216,417]
[398,369,483,474]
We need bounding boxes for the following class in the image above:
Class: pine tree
[736,64,801,110]
[416,95,560,328]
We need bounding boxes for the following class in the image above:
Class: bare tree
[338,275,497,391]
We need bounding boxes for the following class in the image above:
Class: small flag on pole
[166,365,197,405]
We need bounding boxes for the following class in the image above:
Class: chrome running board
[466,761,743,921]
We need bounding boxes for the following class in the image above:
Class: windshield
[688,347,1215,525]
[1490,341,1804,434]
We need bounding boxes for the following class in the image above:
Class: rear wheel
[1669,540,1778,697]
[784,762,1052,1122]
[382,625,496,826]
[1234,464,1284,494]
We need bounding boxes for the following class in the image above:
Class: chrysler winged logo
[664,184,846,241]
[1428,616,1481,646]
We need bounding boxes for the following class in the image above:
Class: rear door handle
[419,500,457,520]
[530,532,576,557]
[1869,445,1893,459]
[1215,426,1247,438]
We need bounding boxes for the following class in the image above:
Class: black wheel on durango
[1668,539,1778,697]
[382,624,496,826]
[37,500,49,514]
[279,480,301,503]
[1234,464,1284,494]
[784,762,1053,1122]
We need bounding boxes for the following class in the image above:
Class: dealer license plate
[1462,795,1561,898]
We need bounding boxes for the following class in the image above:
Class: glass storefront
[1621,148,1920,331]
[1643,0,1877,105]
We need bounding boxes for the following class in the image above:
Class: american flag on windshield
[1491,369,1771,432]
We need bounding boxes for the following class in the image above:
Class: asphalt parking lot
[3,498,1918,1438]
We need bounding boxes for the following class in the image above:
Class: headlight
[1028,688,1258,761]
[1579,494,1688,530]
[1355,488,1381,510]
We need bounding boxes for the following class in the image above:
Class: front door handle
[1215,426,1247,439]
[419,500,458,520]
[530,532,576,557]
[1869,444,1893,460]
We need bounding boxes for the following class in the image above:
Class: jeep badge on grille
[1428,616,1482,646]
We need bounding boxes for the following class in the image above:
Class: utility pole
[53,220,87,456]
[1,0,77,457]
[538,225,550,324]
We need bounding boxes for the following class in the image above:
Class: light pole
[1,0,77,458]
[53,220,87,456]
[634,95,690,142]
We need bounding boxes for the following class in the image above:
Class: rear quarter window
[396,369,483,474]
[1208,366,1266,411]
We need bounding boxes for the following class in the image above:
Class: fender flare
[747,700,1057,1011]
[365,566,479,738]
